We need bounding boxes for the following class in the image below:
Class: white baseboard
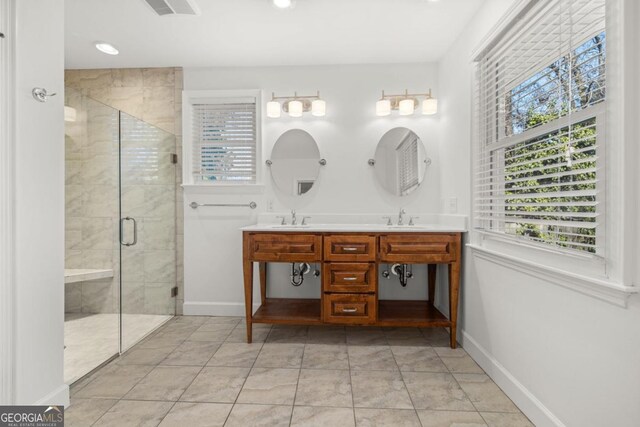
[460,330,565,427]
[35,384,69,408]
[183,301,260,317]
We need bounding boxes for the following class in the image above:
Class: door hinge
[171,286,178,297]
[170,153,178,164]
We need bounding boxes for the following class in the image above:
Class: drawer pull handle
[342,247,359,251]
[342,307,358,313]
[343,277,358,281]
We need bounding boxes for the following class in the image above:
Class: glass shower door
[64,88,121,384]
[119,111,177,351]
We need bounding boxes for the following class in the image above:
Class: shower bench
[242,227,463,348]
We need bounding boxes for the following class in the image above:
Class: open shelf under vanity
[377,300,449,327]
[252,298,322,325]
[251,298,449,328]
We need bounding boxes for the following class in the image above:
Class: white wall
[13,0,68,405]
[439,1,640,426]
[183,64,445,315]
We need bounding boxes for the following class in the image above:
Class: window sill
[181,184,265,195]
[467,243,638,308]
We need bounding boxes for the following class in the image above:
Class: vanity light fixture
[95,42,119,55]
[398,98,415,116]
[267,91,326,118]
[311,99,326,117]
[288,100,303,117]
[266,100,281,118]
[376,89,438,116]
[376,99,391,116]
[422,97,438,115]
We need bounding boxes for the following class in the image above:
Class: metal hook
[32,88,57,103]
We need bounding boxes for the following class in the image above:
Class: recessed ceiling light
[95,42,119,55]
[272,0,294,9]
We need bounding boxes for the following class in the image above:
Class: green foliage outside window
[498,33,605,253]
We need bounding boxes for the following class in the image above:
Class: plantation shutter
[192,99,257,183]
[474,0,606,254]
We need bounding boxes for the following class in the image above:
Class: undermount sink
[269,224,311,228]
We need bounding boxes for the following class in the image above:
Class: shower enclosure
[64,88,177,384]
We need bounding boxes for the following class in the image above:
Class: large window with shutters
[474,0,606,255]
[184,90,261,185]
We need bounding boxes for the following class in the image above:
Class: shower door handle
[120,217,138,246]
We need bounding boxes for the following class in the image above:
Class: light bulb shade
[311,99,326,117]
[266,101,281,118]
[288,100,303,117]
[376,99,391,116]
[422,98,438,115]
[64,106,77,122]
[399,99,415,116]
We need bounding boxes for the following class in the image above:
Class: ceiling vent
[142,0,200,16]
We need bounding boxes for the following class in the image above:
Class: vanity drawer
[248,234,322,262]
[380,234,458,263]
[323,263,376,293]
[323,293,376,324]
[324,235,377,261]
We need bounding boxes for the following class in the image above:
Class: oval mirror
[270,129,321,196]
[373,127,428,196]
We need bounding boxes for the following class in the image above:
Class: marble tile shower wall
[65,89,120,314]
[65,67,184,315]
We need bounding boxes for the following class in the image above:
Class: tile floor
[67,316,534,427]
[65,313,172,384]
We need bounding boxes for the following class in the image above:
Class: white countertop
[241,224,466,232]
[64,268,114,284]
[241,213,468,233]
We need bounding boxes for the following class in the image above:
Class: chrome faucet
[397,208,406,226]
[291,209,297,226]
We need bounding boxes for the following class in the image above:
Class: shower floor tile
[64,313,172,384]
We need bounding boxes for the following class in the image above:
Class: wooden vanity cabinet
[243,231,462,348]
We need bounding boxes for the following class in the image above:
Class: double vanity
[239,126,465,348]
[242,221,464,348]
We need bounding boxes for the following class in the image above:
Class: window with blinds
[192,100,257,183]
[474,0,606,255]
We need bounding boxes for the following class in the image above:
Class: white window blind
[192,100,257,183]
[397,135,419,196]
[474,0,606,254]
